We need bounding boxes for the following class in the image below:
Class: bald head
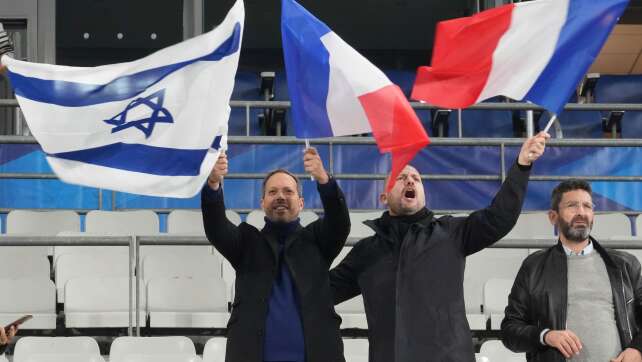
[380,165,426,216]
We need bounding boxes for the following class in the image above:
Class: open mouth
[404,189,416,199]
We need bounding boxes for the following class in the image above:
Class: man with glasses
[502,179,642,362]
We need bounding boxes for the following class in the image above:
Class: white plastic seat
[109,337,199,362]
[85,210,159,235]
[6,210,80,257]
[336,295,367,329]
[202,337,226,362]
[169,209,241,234]
[0,354,6,362]
[14,337,102,362]
[479,340,525,362]
[55,253,130,303]
[348,211,381,242]
[0,278,56,329]
[147,277,229,328]
[142,253,222,281]
[503,212,554,239]
[64,277,146,328]
[466,313,488,330]
[53,231,129,267]
[246,210,318,229]
[0,253,50,279]
[592,213,632,238]
[220,257,235,303]
[464,248,528,314]
[343,338,368,362]
[483,278,514,330]
[331,246,353,268]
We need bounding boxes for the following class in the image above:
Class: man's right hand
[0,325,16,346]
[207,152,228,191]
[544,329,582,358]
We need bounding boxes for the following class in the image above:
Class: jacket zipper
[621,270,633,341]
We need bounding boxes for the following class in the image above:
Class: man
[502,179,642,362]
[330,132,549,362]
[0,326,17,355]
[201,147,350,362]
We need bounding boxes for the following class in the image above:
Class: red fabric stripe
[411,4,514,108]
[358,84,430,192]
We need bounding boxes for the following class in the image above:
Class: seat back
[348,211,382,240]
[592,213,632,238]
[202,337,226,362]
[85,210,159,235]
[479,340,525,362]
[142,253,221,281]
[109,337,197,362]
[14,337,101,362]
[147,277,228,312]
[168,209,241,235]
[343,338,369,362]
[483,278,514,315]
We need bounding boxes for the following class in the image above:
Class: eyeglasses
[560,201,594,211]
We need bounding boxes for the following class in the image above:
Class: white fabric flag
[2,0,244,198]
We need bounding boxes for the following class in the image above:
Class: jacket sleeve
[329,242,363,304]
[627,256,642,351]
[460,161,531,256]
[501,261,547,353]
[0,343,6,355]
[201,185,244,269]
[309,177,351,264]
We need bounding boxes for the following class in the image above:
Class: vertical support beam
[135,235,141,336]
[457,109,463,138]
[128,234,135,336]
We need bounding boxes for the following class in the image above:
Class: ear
[548,210,558,226]
[379,192,388,206]
[299,197,304,210]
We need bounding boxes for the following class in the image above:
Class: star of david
[104,89,174,138]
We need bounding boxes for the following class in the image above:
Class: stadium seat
[343,338,369,362]
[64,277,146,328]
[142,253,222,281]
[478,340,525,362]
[85,210,159,235]
[13,337,103,362]
[246,210,318,229]
[52,231,130,268]
[0,354,6,362]
[475,355,489,362]
[595,75,642,138]
[556,111,603,138]
[464,248,528,314]
[348,211,381,241]
[202,337,226,362]
[335,295,367,329]
[0,253,50,279]
[0,278,56,329]
[503,212,554,239]
[55,253,130,303]
[331,246,352,268]
[6,210,80,257]
[168,209,242,234]
[466,313,488,330]
[592,213,632,239]
[147,277,229,328]
[109,336,199,362]
[483,278,514,330]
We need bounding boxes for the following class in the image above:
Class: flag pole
[304,139,314,181]
[543,114,557,134]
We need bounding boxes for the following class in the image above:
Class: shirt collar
[562,240,594,256]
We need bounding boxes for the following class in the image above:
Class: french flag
[412,0,629,115]
[281,0,430,191]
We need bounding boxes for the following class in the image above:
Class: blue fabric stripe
[49,143,209,176]
[281,0,334,138]
[8,23,242,107]
[524,0,628,115]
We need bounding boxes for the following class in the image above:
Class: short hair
[550,179,592,211]
[262,169,302,197]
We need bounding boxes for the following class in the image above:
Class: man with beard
[201,147,350,362]
[329,132,549,362]
[502,179,642,362]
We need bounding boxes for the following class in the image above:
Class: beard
[558,216,592,242]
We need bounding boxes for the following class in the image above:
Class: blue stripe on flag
[49,143,208,176]
[8,23,242,107]
[524,0,628,115]
[281,0,334,138]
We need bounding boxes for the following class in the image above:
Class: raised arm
[201,152,244,268]
[304,147,350,263]
[460,131,549,256]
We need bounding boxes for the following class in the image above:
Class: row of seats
[3,209,642,238]
[1,336,369,362]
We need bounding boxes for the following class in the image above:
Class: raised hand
[303,147,329,184]
[518,131,550,166]
[207,152,228,190]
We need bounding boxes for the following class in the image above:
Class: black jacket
[501,238,642,361]
[201,179,350,362]
[330,162,531,362]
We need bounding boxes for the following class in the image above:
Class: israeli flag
[2,0,244,198]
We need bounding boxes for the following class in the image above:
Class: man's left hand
[0,326,16,346]
[303,147,329,184]
[518,131,550,166]
[611,348,642,362]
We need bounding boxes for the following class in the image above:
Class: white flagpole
[543,114,557,134]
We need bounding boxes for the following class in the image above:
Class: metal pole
[526,109,534,137]
[245,104,250,136]
[500,143,506,182]
[128,235,134,336]
[135,235,141,336]
[457,109,463,138]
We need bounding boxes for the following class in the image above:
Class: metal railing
[1,234,642,335]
